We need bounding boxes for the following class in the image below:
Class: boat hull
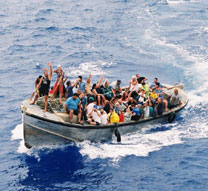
[23,110,178,148]
[22,86,188,148]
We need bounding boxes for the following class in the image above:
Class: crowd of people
[30,63,182,125]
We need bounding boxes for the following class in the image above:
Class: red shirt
[119,113,124,122]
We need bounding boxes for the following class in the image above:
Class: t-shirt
[155,88,163,98]
[65,97,80,110]
[157,102,165,115]
[73,86,78,93]
[118,103,126,112]
[119,113,124,122]
[40,77,50,91]
[169,93,181,105]
[87,103,95,115]
[102,86,113,96]
[143,106,150,118]
[92,110,101,123]
[66,86,73,98]
[104,103,110,114]
[132,108,140,116]
[150,83,164,89]
[138,93,145,103]
[111,81,120,90]
[101,113,108,125]
[130,83,139,92]
[81,96,87,108]
[140,84,150,98]
[79,82,86,93]
[124,112,132,122]
[137,77,145,84]
[150,92,158,100]
[96,87,103,94]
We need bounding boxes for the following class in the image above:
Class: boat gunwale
[24,99,188,129]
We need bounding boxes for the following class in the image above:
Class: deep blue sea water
[1,0,208,190]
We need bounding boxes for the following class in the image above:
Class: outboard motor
[114,129,121,142]
[168,112,176,123]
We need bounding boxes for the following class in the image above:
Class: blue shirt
[150,83,164,89]
[79,82,86,93]
[132,108,140,116]
[65,97,80,110]
[66,86,73,98]
[155,88,163,98]
[81,96,87,108]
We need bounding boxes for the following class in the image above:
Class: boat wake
[11,112,208,162]
[11,0,208,162]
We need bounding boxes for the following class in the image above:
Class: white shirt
[110,81,120,90]
[138,93,145,103]
[101,113,108,125]
[87,103,95,115]
[92,110,101,123]
[143,106,150,118]
[130,83,139,92]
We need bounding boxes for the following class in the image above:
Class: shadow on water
[19,144,84,189]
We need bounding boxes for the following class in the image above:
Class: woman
[91,75,105,106]
[53,65,65,103]
[128,76,140,99]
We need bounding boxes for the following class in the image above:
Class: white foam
[78,119,208,162]
[17,140,30,154]
[166,0,198,5]
[66,61,115,78]
[11,123,30,154]
[11,123,23,140]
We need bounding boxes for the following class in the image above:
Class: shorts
[67,108,79,115]
[39,88,49,96]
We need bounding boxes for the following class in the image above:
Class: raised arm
[63,75,68,83]
[37,76,44,89]
[87,74,92,84]
[48,62,53,81]
[97,74,103,87]
[72,78,79,88]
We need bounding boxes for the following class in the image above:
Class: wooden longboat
[21,85,188,148]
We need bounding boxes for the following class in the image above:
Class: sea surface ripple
[1,0,208,190]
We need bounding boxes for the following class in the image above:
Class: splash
[166,0,198,4]
[11,123,30,154]
[65,61,115,78]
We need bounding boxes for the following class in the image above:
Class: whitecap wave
[166,0,197,5]
[65,61,115,79]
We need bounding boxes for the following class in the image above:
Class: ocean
[1,0,208,190]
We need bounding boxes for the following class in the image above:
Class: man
[31,63,52,112]
[136,73,147,84]
[102,79,115,101]
[66,78,79,98]
[154,82,164,99]
[111,80,122,95]
[86,97,96,116]
[150,77,168,90]
[30,75,42,101]
[168,88,182,109]
[131,104,140,121]
[64,93,82,123]
[155,97,165,116]
[77,76,86,94]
